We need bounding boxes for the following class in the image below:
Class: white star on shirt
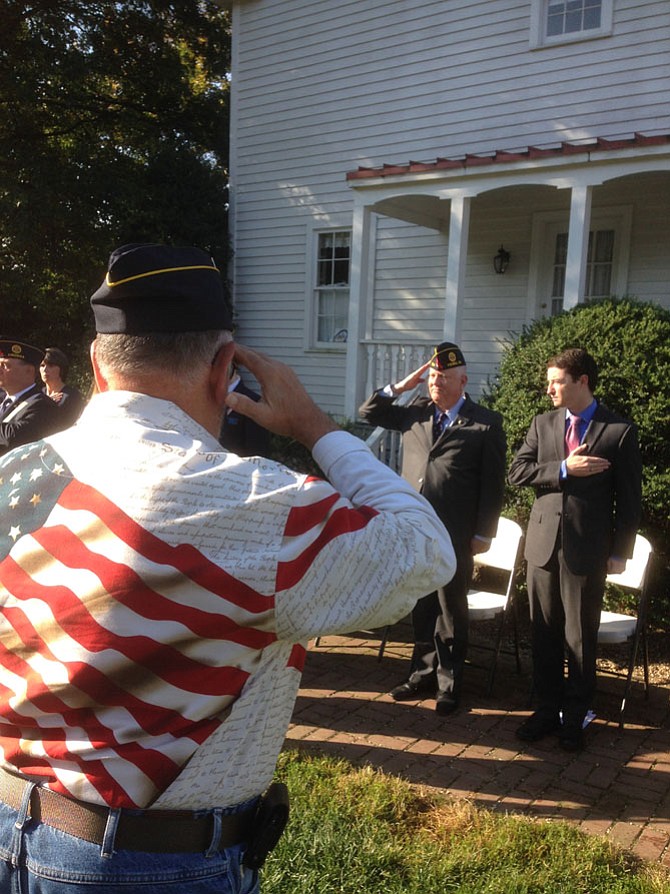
[30,493,41,507]
[29,468,43,482]
[9,495,19,509]
[53,464,64,476]
[9,526,21,542]
[10,472,21,485]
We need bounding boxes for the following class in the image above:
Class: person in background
[219,361,271,457]
[40,346,86,427]
[0,339,62,455]
[509,348,641,752]
[0,243,456,893]
[359,341,506,716]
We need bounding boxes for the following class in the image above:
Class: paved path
[285,625,670,868]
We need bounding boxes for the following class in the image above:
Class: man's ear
[90,341,109,392]
[210,340,236,406]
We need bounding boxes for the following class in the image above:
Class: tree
[0,1,231,376]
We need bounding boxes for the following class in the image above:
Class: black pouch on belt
[243,782,290,870]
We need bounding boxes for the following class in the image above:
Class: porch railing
[361,338,431,474]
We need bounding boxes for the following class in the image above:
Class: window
[547,0,601,37]
[530,0,612,47]
[528,207,631,320]
[550,228,614,315]
[313,230,350,346]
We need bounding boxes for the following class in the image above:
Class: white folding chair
[467,517,524,695]
[598,533,653,729]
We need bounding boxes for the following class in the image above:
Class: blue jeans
[0,786,260,893]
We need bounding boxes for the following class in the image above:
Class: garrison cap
[0,340,44,366]
[90,243,233,334]
[429,341,466,371]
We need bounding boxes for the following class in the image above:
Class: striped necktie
[0,397,13,418]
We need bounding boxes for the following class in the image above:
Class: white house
[225,0,670,420]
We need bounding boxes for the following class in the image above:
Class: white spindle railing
[361,340,431,474]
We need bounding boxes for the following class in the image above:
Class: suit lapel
[583,403,607,452]
[1,386,40,423]
[552,410,566,459]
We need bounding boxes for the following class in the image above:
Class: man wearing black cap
[359,342,506,715]
[0,340,62,455]
[0,244,455,892]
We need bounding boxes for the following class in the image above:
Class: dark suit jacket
[219,379,271,458]
[359,391,506,556]
[0,385,63,456]
[508,403,642,575]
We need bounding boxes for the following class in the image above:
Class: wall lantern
[493,245,511,275]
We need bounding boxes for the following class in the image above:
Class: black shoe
[516,711,561,742]
[390,678,435,701]
[559,720,584,752]
[435,691,459,716]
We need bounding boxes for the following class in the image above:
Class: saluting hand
[226,344,337,450]
[392,361,432,395]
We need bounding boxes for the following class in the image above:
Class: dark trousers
[407,553,473,699]
[527,542,605,724]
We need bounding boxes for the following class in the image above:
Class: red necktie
[565,416,581,455]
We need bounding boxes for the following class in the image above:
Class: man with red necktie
[509,348,641,751]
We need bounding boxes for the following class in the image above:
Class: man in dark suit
[509,348,641,751]
[0,340,62,456]
[219,363,271,458]
[359,342,506,715]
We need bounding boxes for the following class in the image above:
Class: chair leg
[619,624,645,730]
[377,625,390,661]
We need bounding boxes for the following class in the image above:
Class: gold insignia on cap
[106,264,219,288]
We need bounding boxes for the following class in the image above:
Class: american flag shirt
[0,391,454,810]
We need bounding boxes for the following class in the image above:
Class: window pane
[317,231,350,286]
[546,0,602,36]
[317,289,348,342]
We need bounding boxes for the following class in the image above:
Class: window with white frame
[528,206,631,319]
[530,0,613,47]
[313,230,350,347]
[550,228,615,315]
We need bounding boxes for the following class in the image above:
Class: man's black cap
[429,341,466,371]
[0,340,44,366]
[90,243,233,334]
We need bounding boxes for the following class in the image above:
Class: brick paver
[285,629,670,868]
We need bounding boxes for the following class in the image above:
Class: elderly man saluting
[0,244,455,894]
[359,342,506,716]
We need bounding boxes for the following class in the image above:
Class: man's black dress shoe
[390,678,435,701]
[435,692,459,716]
[559,720,584,752]
[516,711,561,742]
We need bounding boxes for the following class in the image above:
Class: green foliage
[262,750,669,893]
[0,0,231,367]
[482,298,670,624]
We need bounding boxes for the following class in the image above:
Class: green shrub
[482,297,670,626]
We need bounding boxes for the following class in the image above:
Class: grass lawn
[261,750,670,894]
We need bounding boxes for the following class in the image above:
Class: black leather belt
[0,765,255,853]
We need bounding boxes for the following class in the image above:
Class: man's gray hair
[95,330,232,386]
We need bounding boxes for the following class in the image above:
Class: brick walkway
[285,624,670,868]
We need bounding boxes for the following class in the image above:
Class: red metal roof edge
[346,132,670,181]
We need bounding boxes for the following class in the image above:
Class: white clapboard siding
[229,0,670,416]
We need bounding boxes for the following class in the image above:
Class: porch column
[443,195,471,341]
[563,184,593,310]
[344,197,373,419]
